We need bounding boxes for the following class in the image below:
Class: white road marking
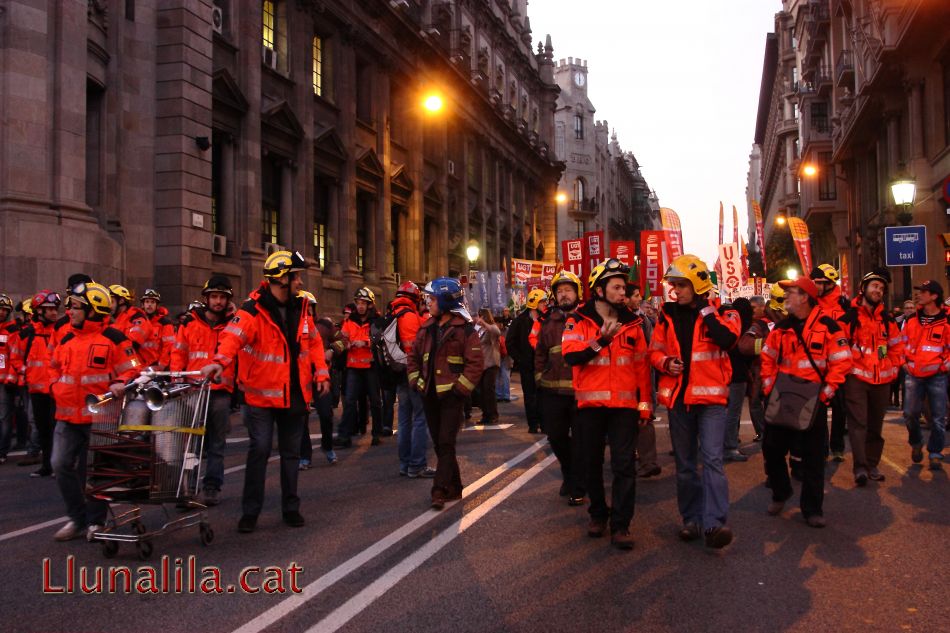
[308,454,558,633]
[231,440,550,633]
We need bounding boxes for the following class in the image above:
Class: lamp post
[891,172,917,297]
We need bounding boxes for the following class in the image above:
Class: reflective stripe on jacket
[340,313,375,369]
[561,302,651,411]
[140,308,176,368]
[839,297,903,385]
[649,302,741,408]
[407,313,484,398]
[113,307,152,349]
[171,309,235,392]
[534,307,574,395]
[0,320,19,384]
[901,310,950,378]
[760,308,853,403]
[11,321,54,394]
[49,321,141,424]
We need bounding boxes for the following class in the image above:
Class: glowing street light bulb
[555,192,567,204]
[802,164,818,177]
[786,268,799,281]
[776,215,787,226]
[423,94,444,113]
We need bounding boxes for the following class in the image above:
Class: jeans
[764,406,829,518]
[578,407,638,531]
[668,403,729,531]
[539,392,585,497]
[339,368,382,439]
[241,406,305,516]
[202,391,232,491]
[397,383,428,474]
[496,362,511,400]
[723,382,747,452]
[0,384,15,457]
[903,372,948,457]
[51,422,106,526]
[422,392,464,500]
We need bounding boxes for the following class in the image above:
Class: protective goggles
[34,291,62,307]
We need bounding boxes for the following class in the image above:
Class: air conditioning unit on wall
[262,46,278,71]
[212,234,227,256]
[211,6,223,34]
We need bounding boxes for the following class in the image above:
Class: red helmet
[32,289,62,309]
[396,280,421,301]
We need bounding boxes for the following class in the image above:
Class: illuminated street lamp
[786,267,798,281]
[423,93,444,113]
[890,175,916,208]
[801,164,818,177]
[775,214,787,226]
[466,239,480,265]
[555,192,567,204]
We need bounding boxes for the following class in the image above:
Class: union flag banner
[787,217,813,273]
[659,207,684,260]
[585,230,605,272]
[610,240,638,267]
[752,200,767,271]
[511,258,557,292]
[561,239,586,280]
[640,230,670,299]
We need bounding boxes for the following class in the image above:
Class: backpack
[370,308,412,372]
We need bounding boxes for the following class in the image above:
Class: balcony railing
[835,50,854,86]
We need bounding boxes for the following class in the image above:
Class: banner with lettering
[488,271,508,311]
[659,207,684,260]
[511,258,557,293]
[640,230,669,299]
[561,239,586,280]
[718,242,744,299]
[585,230,605,272]
[787,217,813,273]
[610,240,638,267]
[752,200,767,271]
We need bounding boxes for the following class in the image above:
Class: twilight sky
[529,0,779,266]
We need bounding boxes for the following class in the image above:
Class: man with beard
[172,275,237,506]
[202,252,329,532]
[336,288,383,447]
[138,289,177,369]
[563,259,652,550]
[837,268,902,486]
[535,270,585,505]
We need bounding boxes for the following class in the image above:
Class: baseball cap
[778,277,820,301]
[914,280,944,296]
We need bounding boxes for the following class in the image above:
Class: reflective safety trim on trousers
[549,345,562,354]
[688,385,728,397]
[408,371,420,382]
[80,373,111,385]
[446,356,464,364]
[188,351,210,360]
[422,353,430,362]
[243,386,284,399]
[539,378,573,389]
[457,375,476,391]
[576,390,612,401]
[691,351,721,362]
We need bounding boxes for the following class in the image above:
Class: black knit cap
[202,274,233,296]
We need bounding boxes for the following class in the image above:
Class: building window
[313,179,330,269]
[818,152,836,201]
[811,101,829,133]
[262,1,276,49]
[356,60,373,124]
[356,192,372,272]
[312,36,323,96]
[262,158,281,244]
[573,178,585,205]
[574,114,584,140]
[390,206,402,276]
[85,81,104,209]
[555,122,565,159]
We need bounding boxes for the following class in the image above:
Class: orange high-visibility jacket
[760,308,853,403]
[171,309,236,392]
[0,320,20,384]
[140,308,176,368]
[900,310,950,378]
[214,287,326,408]
[838,297,903,385]
[561,301,651,412]
[817,285,847,320]
[11,320,55,394]
[112,306,152,350]
[528,319,541,349]
[649,302,741,408]
[340,312,376,369]
[49,321,141,424]
[390,296,422,353]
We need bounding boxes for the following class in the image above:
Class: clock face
[574,72,585,87]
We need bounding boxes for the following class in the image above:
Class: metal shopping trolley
[84,370,213,560]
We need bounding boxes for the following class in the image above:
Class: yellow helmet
[663,254,713,295]
[550,270,582,296]
[354,287,376,304]
[21,298,33,316]
[298,290,317,306]
[525,288,548,310]
[768,282,787,313]
[109,284,134,302]
[811,263,839,283]
[69,282,113,318]
[588,258,630,290]
[0,293,13,311]
[263,250,307,279]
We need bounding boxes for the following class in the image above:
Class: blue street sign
[884,225,928,267]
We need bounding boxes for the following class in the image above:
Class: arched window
[573,178,585,204]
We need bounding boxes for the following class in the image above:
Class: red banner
[787,217,813,273]
[752,200,766,271]
[561,238,586,280]
[659,207,684,260]
[640,231,669,299]
[511,258,557,292]
[585,231,605,271]
[610,240,638,267]
[840,252,850,298]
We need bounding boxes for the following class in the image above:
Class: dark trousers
[51,421,107,526]
[340,368,382,439]
[242,406,305,516]
[539,391,584,497]
[829,390,847,454]
[423,392,464,501]
[579,407,639,531]
[517,367,541,431]
[202,391,232,491]
[763,405,829,518]
[844,376,890,474]
[30,393,55,472]
[301,392,335,460]
[476,366,500,423]
[636,419,658,472]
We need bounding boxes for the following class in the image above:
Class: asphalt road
[1,382,948,633]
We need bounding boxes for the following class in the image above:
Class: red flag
[610,240,637,267]
[640,231,669,299]
[752,200,767,272]
[840,252,850,298]
[561,238,586,280]
[787,217,813,273]
[659,207,684,260]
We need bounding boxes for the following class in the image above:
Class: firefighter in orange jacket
[838,268,903,485]
[10,290,62,477]
[562,259,651,550]
[49,282,141,541]
[407,277,483,509]
[139,288,176,369]
[535,270,586,506]
[336,287,383,447]
[171,275,236,506]
[760,277,853,527]
[650,254,741,550]
[809,264,849,461]
[108,285,152,352]
[0,293,20,464]
[202,251,329,533]
[900,279,950,470]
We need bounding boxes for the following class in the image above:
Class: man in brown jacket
[535,270,585,505]
[408,277,484,509]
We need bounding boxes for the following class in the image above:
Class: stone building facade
[0,0,563,313]
[752,0,950,296]
[552,57,658,250]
